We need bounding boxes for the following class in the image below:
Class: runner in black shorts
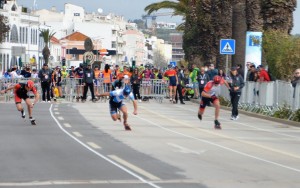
[0,80,40,124]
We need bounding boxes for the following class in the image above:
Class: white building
[0,0,47,76]
[33,3,128,66]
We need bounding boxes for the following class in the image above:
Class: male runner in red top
[0,80,40,124]
[197,76,230,129]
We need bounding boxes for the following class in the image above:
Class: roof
[50,36,60,44]
[60,32,89,41]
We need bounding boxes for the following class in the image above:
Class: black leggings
[132,84,141,100]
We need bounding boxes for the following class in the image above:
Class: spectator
[291,68,300,88]
[82,64,96,102]
[257,65,270,82]
[130,68,142,102]
[218,69,226,79]
[190,64,200,99]
[3,69,12,79]
[198,67,210,99]
[207,63,218,81]
[174,66,185,104]
[31,69,38,79]
[23,67,32,78]
[248,64,256,81]
[52,66,63,99]
[38,63,52,102]
[237,64,244,79]
[228,67,245,120]
[10,67,23,79]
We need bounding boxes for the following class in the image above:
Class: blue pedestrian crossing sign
[220,39,235,55]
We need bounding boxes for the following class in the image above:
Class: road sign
[220,39,235,55]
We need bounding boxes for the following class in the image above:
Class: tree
[262,0,297,34]
[144,0,188,31]
[39,29,56,65]
[0,14,10,43]
[263,30,300,80]
[153,49,168,69]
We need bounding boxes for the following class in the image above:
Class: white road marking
[87,142,101,149]
[167,143,205,155]
[177,105,300,139]
[0,179,202,186]
[145,106,300,159]
[63,123,72,128]
[54,112,60,115]
[136,107,300,173]
[72,132,83,137]
[53,108,58,111]
[108,155,161,181]
[49,104,161,188]
[57,116,64,121]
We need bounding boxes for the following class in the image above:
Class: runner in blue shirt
[97,85,137,131]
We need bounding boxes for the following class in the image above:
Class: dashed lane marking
[72,132,83,137]
[49,104,162,188]
[63,123,72,128]
[87,142,101,149]
[57,116,64,121]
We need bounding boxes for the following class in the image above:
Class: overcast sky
[17,0,300,34]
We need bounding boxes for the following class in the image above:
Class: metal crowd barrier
[139,79,168,103]
[0,78,41,102]
[220,81,300,119]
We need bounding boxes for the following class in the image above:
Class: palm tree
[262,0,297,34]
[231,0,247,67]
[144,0,188,30]
[39,29,56,65]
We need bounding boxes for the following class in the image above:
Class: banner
[244,31,263,79]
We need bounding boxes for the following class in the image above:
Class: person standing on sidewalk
[38,63,52,102]
[227,67,245,120]
[174,66,185,104]
[82,64,96,102]
[131,68,142,102]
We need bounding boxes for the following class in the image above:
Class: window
[11,4,17,11]
[10,24,18,43]
[111,41,116,48]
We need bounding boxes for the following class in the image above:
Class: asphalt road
[0,99,300,188]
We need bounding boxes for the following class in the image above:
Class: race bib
[201,80,204,84]
[87,73,91,77]
[45,75,48,79]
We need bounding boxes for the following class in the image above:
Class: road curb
[189,98,300,127]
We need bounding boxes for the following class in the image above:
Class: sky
[17,0,300,34]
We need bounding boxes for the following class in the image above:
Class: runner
[0,80,40,125]
[97,85,137,131]
[197,75,230,129]
[164,65,178,103]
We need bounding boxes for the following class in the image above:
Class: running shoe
[198,113,202,120]
[124,122,131,131]
[214,120,222,129]
[21,110,25,118]
[235,115,239,120]
[230,115,235,120]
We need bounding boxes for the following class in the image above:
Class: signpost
[220,39,235,75]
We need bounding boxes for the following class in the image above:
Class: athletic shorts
[109,101,125,115]
[169,77,177,86]
[200,96,218,109]
[15,90,29,104]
